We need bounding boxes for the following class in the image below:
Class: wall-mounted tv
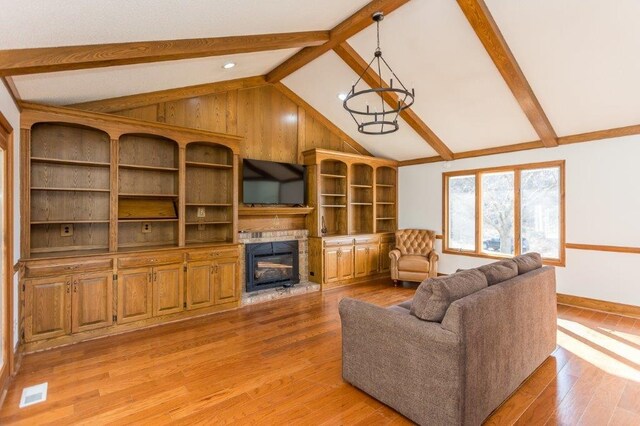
[242,159,306,205]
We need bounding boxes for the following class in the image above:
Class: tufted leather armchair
[389,229,439,284]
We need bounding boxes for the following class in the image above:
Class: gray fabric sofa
[339,254,557,425]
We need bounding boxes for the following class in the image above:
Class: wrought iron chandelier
[343,12,415,135]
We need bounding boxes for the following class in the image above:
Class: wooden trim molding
[456,0,558,148]
[68,75,268,113]
[1,77,21,112]
[266,0,410,83]
[271,82,372,156]
[557,124,640,145]
[557,294,640,319]
[0,31,329,76]
[566,243,640,255]
[333,42,454,160]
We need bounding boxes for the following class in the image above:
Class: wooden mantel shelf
[238,206,314,216]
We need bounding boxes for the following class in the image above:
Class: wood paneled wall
[113,85,362,164]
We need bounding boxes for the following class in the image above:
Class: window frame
[442,160,565,266]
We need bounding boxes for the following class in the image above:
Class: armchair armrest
[389,249,401,280]
[389,248,401,261]
[339,298,462,424]
[428,250,439,278]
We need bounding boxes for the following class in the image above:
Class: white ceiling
[0,0,371,49]
[14,50,299,105]
[283,51,438,161]
[485,0,640,136]
[3,0,640,160]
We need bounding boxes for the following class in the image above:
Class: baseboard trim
[557,293,640,319]
[0,343,19,410]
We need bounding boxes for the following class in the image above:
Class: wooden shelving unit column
[117,134,180,250]
[375,166,397,233]
[184,142,235,244]
[319,159,348,235]
[29,123,111,257]
[350,163,374,234]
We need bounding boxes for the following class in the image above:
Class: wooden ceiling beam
[1,76,22,111]
[457,0,558,148]
[0,31,329,76]
[266,0,411,83]
[68,75,268,113]
[271,82,372,157]
[334,42,454,160]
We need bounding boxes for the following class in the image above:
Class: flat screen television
[242,159,306,205]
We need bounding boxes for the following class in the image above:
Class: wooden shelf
[185,161,232,169]
[31,187,110,193]
[351,184,372,188]
[186,221,232,225]
[376,217,395,220]
[118,218,178,222]
[376,201,395,205]
[376,184,395,188]
[238,206,314,216]
[321,205,347,208]
[119,163,178,172]
[351,202,373,206]
[31,157,110,167]
[321,193,346,197]
[119,193,178,198]
[320,173,346,179]
[31,220,110,224]
[186,203,232,207]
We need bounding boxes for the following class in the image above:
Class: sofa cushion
[397,255,430,273]
[513,252,543,274]
[410,270,488,322]
[478,260,518,286]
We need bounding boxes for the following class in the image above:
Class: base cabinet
[25,271,113,342]
[117,268,153,324]
[354,244,379,277]
[153,264,184,316]
[187,258,240,309]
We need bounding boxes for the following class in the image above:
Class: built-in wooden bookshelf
[303,149,398,237]
[21,103,242,259]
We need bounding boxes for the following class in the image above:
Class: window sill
[442,249,565,267]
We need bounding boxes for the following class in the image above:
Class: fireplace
[245,241,300,292]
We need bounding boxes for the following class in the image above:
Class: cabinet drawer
[25,258,113,278]
[353,235,379,245]
[118,253,183,269]
[323,238,354,248]
[186,247,238,262]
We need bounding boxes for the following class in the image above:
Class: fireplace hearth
[245,241,300,292]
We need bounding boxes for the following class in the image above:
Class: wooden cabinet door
[24,276,71,342]
[186,261,214,309]
[214,258,239,304]
[117,268,153,324]
[153,263,184,316]
[72,272,113,333]
[354,245,369,278]
[323,248,340,283]
[379,242,393,272]
[338,247,354,280]
[367,244,380,275]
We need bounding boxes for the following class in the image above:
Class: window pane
[448,175,476,250]
[481,171,515,255]
[521,167,561,259]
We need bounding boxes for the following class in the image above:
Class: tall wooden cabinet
[19,103,243,352]
[304,149,398,288]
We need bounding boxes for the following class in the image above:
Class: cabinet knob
[73,281,78,293]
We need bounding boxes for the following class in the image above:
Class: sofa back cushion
[478,259,518,285]
[411,270,488,322]
[513,252,543,274]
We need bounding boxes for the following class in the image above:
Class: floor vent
[19,382,48,408]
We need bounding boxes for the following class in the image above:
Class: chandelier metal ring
[358,120,399,135]
[343,87,415,116]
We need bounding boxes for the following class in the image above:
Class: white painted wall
[0,83,21,360]
[399,135,640,306]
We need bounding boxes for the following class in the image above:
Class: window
[443,161,564,265]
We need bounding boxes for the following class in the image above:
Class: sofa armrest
[339,298,463,425]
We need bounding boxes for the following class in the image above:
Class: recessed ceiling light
[337,93,347,101]
[222,62,236,69]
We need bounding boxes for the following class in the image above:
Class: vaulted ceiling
[2,0,639,161]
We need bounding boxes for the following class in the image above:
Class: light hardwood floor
[1,280,639,425]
